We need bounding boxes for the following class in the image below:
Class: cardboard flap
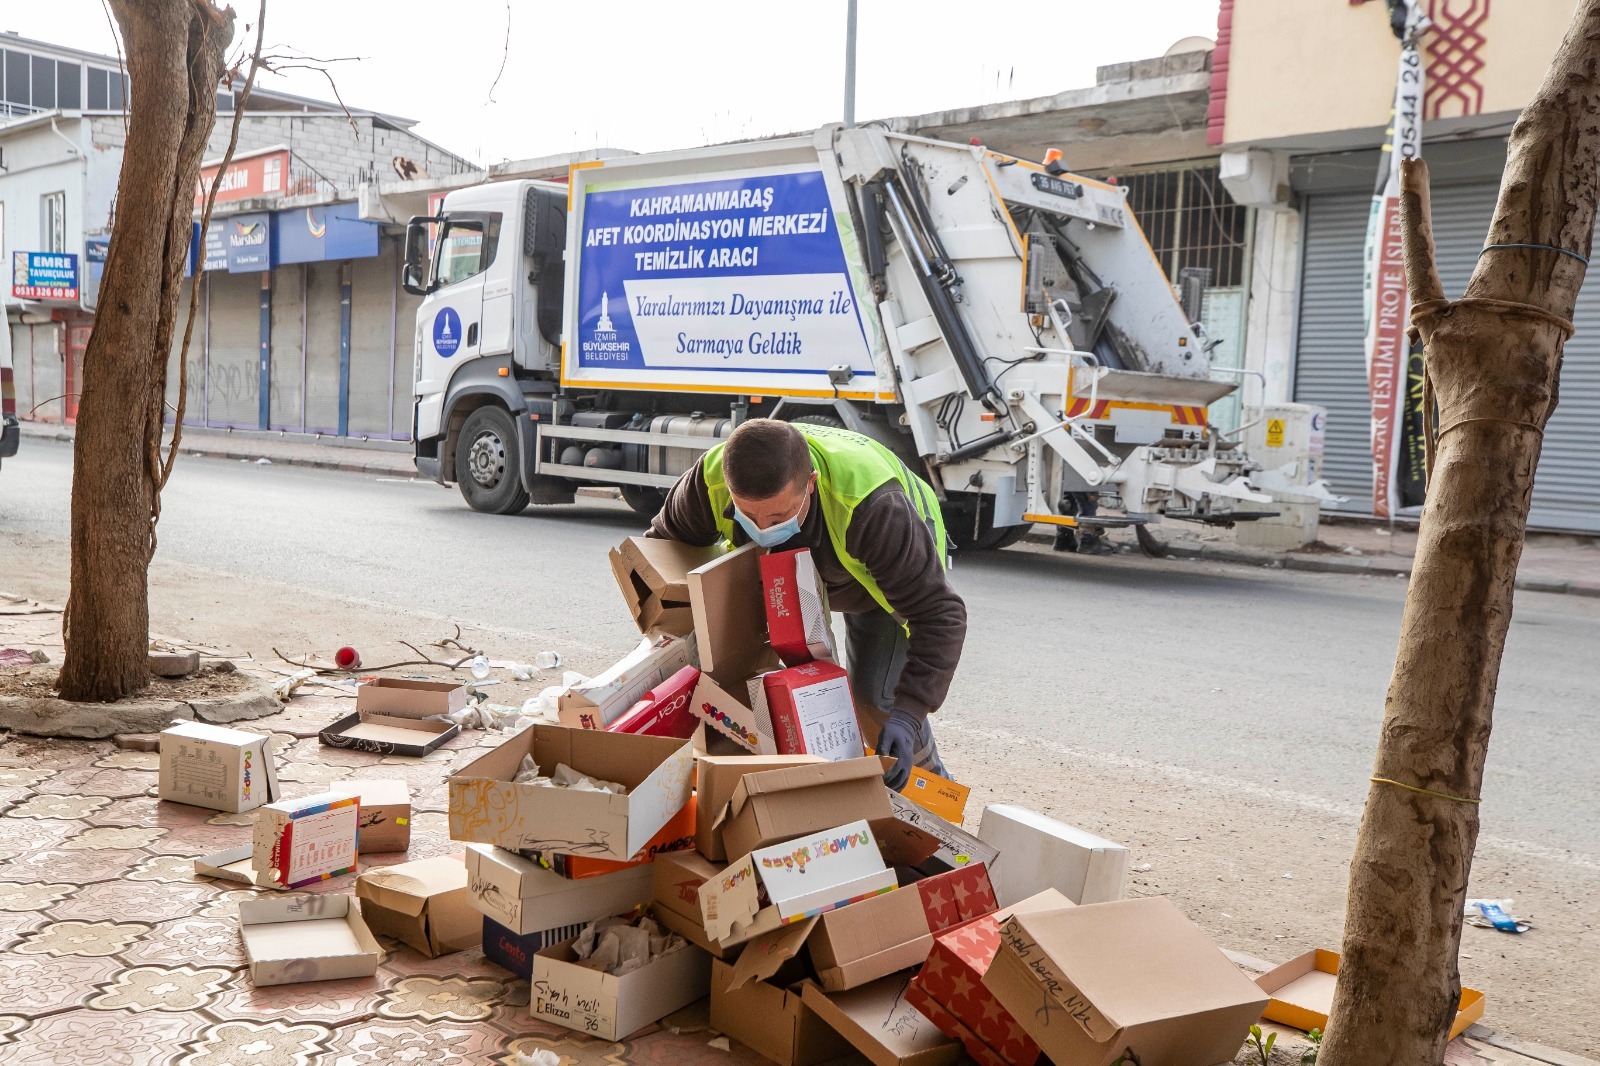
[733,757,884,805]
[887,793,999,872]
[726,916,818,991]
[699,854,762,943]
[688,542,767,676]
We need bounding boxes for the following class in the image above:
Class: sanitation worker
[648,417,965,790]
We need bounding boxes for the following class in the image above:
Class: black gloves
[876,710,924,791]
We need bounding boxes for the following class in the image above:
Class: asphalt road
[6,438,1597,862]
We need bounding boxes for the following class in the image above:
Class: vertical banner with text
[1362,3,1430,519]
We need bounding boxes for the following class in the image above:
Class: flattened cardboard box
[319,711,459,758]
[695,753,824,862]
[159,721,279,813]
[982,896,1268,1066]
[464,843,653,936]
[608,664,702,738]
[1255,948,1484,1041]
[610,536,724,636]
[977,804,1128,907]
[710,958,854,1066]
[448,723,694,861]
[560,633,699,730]
[354,853,479,958]
[343,779,411,854]
[530,935,712,1041]
[356,677,469,718]
[253,791,360,889]
[802,973,965,1066]
[718,756,890,864]
[238,893,382,987]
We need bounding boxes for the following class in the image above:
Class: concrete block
[113,733,162,751]
[1516,577,1570,595]
[149,650,201,677]
[1285,554,1371,575]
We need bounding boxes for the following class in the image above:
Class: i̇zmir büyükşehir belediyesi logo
[583,288,631,363]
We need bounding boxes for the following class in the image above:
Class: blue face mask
[734,504,803,548]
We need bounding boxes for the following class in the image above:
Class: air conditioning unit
[1219,149,1291,212]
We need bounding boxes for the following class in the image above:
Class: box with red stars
[904,888,1075,1066]
[805,861,997,992]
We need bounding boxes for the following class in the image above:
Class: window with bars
[1117,165,1250,288]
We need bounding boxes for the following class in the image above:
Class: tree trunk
[1321,5,1600,1064]
[56,0,233,702]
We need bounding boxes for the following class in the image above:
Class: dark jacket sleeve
[843,484,967,717]
[646,463,724,547]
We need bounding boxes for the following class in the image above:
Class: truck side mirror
[402,216,439,296]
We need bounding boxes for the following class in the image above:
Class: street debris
[143,529,1392,1063]
[0,648,48,667]
[1466,898,1531,934]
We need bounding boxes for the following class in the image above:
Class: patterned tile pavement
[0,701,780,1066]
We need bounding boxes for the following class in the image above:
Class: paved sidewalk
[22,419,1600,596]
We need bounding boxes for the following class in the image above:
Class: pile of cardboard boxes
[151,534,1459,1063]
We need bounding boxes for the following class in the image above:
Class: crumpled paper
[570,914,684,976]
[512,756,629,795]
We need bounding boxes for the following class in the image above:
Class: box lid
[355,677,469,718]
[162,720,264,746]
[344,779,410,806]
[688,542,768,677]
[356,854,467,918]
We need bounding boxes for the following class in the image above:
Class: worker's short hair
[722,419,813,500]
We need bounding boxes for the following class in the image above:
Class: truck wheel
[621,485,668,518]
[942,495,1031,552]
[456,407,531,515]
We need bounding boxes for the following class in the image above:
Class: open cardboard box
[356,677,468,718]
[559,633,699,730]
[238,893,382,986]
[158,721,279,813]
[610,535,725,636]
[977,804,1128,907]
[320,711,459,758]
[447,724,695,861]
[884,793,998,876]
[983,896,1268,1066]
[530,933,712,1041]
[464,843,654,936]
[695,754,825,862]
[1255,948,1484,1040]
[354,854,479,958]
[699,818,897,945]
[710,956,854,1066]
[193,845,274,887]
[718,756,891,863]
[801,972,965,1066]
[527,795,697,879]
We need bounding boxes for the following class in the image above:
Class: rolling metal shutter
[1293,183,1600,532]
[203,271,261,429]
[269,264,305,431]
[347,243,397,437]
[303,262,343,435]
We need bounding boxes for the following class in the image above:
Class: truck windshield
[433,213,501,287]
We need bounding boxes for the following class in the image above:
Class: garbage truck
[405,125,1275,551]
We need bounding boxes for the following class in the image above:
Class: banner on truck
[567,167,879,395]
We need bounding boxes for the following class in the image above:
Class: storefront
[1288,138,1600,533]
[166,202,421,439]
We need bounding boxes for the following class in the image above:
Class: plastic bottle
[535,650,562,670]
[470,654,490,680]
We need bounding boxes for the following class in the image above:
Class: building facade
[1210,0,1596,532]
[1,32,479,436]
